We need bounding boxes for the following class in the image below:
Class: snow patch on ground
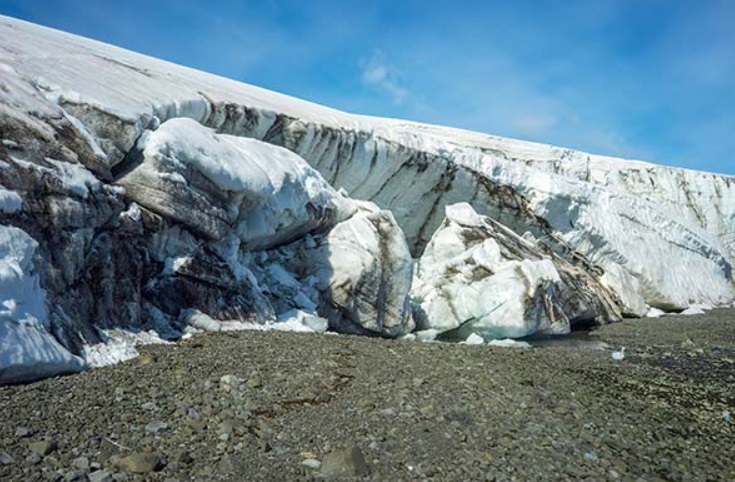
[180,308,327,335]
[678,303,713,316]
[487,339,533,349]
[646,307,666,318]
[461,333,485,345]
[83,329,170,367]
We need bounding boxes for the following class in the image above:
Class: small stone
[140,402,158,411]
[584,452,599,463]
[258,438,272,453]
[419,405,435,415]
[187,419,207,433]
[15,426,32,438]
[64,469,87,481]
[145,420,168,434]
[136,352,156,365]
[301,458,321,469]
[71,456,90,470]
[219,454,246,474]
[27,452,42,465]
[321,447,370,476]
[119,452,161,473]
[246,376,262,389]
[107,455,122,468]
[30,439,58,456]
[218,419,235,435]
[0,451,13,465]
[88,470,114,482]
[176,451,193,464]
[315,392,331,404]
[43,470,63,481]
[220,375,241,388]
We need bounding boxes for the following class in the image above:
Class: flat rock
[320,447,370,477]
[118,452,161,473]
[0,452,14,465]
[145,420,168,434]
[218,454,246,474]
[88,470,114,482]
[29,439,57,456]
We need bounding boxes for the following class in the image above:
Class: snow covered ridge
[0,16,732,383]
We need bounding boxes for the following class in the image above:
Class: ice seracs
[255,201,415,337]
[0,226,84,384]
[314,203,414,337]
[0,14,733,383]
[118,117,356,247]
[411,203,620,340]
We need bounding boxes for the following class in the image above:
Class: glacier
[0,15,733,383]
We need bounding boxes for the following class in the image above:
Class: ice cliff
[0,16,732,383]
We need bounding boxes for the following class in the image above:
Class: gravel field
[1,310,734,481]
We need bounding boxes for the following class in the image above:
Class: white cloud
[360,50,408,103]
[576,125,653,161]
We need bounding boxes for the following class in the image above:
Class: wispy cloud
[510,114,559,136]
[360,50,408,104]
[576,125,653,160]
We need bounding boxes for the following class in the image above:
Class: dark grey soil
[1,310,734,481]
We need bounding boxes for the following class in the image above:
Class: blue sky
[1,0,734,174]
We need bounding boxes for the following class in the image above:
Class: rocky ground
[1,310,734,482]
